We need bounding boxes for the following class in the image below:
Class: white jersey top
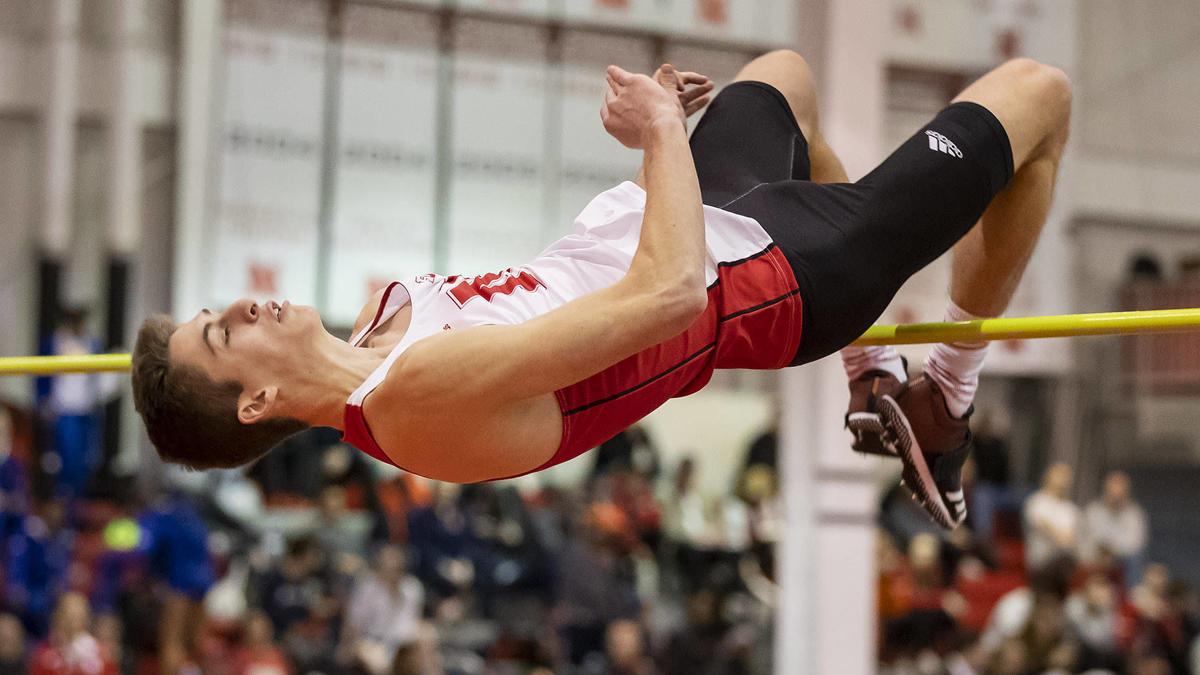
[347,181,775,404]
[343,182,804,477]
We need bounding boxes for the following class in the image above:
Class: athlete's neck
[281,333,388,430]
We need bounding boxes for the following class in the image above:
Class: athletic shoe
[845,357,907,456]
[877,376,972,530]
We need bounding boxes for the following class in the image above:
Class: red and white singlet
[343,182,803,478]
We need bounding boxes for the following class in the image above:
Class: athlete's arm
[602,64,708,312]
[381,66,709,404]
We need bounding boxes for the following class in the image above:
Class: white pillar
[108,0,145,255]
[775,1,888,673]
[42,0,82,256]
[173,0,222,317]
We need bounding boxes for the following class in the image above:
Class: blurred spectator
[5,498,72,637]
[591,426,660,482]
[657,589,758,675]
[742,422,778,473]
[0,612,27,674]
[605,619,654,675]
[339,545,424,674]
[247,427,343,503]
[231,611,290,675]
[36,307,106,500]
[257,536,338,674]
[658,590,724,675]
[980,558,1074,659]
[967,409,1023,544]
[0,407,30,541]
[1081,470,1148,587]
[90,615,128,675]
[557,503,642,666]
[1125,565,1197,673]
[314,483,371,566]
[880,533,961,658]
[91,491,215,672]
[257,537,329,638]
[1023,463,1080,571]
[737,465,781,551]
[407,483,476,603]
[1065,573,1122,671]
[29,592,117,675]
[662,457,709,592]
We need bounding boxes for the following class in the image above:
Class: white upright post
[775,1,888,673]
[42,0,82,258]
[173,0,223,318]
[108,0,145,257]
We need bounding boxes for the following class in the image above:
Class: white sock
[841,345,908,383]
[923,301,989,418]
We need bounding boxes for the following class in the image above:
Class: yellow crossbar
[852,307,1200,346]
[1,308,1198,376]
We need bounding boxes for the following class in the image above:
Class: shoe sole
[877,394,956,530]
[846,412,896,456]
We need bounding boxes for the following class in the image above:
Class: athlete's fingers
[684,94,711,116]
[680,81,715,104]
[606,65,633,86]
[655,63,680,91]
[677,71,710,86]
[606,73,621,97]
[653,66,683,92]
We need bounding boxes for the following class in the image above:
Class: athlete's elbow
[655,283,709,330]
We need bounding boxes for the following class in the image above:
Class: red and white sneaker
[845,357,907,457]
[877,376,972,530]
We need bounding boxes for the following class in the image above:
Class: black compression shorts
[688,81,1014,365]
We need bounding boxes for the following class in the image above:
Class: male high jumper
[133,51,1071,530]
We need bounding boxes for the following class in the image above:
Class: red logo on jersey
[447,269,545,308]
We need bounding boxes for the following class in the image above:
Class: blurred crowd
[1,395,781,675]
[876,417,1198,675]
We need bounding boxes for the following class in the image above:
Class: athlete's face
[169,298,325,420]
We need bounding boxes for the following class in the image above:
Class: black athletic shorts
[689,81,1014,365]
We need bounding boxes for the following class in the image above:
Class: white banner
[446,20,550,274]
[325,7,441,325]
[211,12,327,309]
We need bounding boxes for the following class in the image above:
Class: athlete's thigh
[855,100,1015,279]
[689,80,811,207]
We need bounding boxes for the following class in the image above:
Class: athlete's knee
[1016,59,1072,157]
[761,49,813,75]
[736,49,820,130]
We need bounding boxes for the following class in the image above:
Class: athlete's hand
[601,64,685,149]
[653,64,713,118]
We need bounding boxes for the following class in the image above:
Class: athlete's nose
[226,298,259,324]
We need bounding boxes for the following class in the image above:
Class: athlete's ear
[237,386,278,425]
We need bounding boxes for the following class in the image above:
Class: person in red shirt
[29,593,118,675]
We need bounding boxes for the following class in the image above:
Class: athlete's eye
[224,326,230,344]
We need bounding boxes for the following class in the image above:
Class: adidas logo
[925,130,962,158]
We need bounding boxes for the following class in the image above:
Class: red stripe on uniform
[536,244,803,474]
